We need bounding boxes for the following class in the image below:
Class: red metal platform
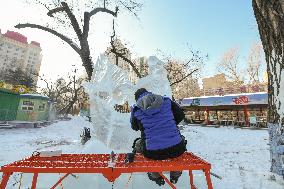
[0,152,213,189]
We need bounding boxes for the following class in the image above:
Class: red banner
[233,96,249,105]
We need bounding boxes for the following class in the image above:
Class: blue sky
[118,0,261,76]
[0,0,262,84]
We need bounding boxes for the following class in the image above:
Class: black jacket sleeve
[131,116,140,131]
[171,100,185,124]
[130,106,140,131]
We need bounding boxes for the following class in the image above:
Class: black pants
[133,138,183,179]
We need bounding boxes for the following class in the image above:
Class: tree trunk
[253,0,284,175]
[80,55,93,81]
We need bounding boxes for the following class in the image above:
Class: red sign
[233,96,249,105]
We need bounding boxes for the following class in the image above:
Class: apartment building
[202,73,267,96]
[0,30,42,85]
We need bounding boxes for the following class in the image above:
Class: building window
[22,106,34,111]
[23,101,34,106]
[22,100,34,111]
[38,104,46,111]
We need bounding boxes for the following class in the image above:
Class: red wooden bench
[0,152,213,189]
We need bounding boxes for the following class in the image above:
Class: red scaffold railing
[0,152,213,189]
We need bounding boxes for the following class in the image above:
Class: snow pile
[83,55,171,150]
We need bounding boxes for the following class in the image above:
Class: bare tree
[173,76,201,99]
[247,42,265,84]
[40,76,70,115]
[252,0,284,176]
[59,67,85,115]
[2,66,36,89]
[109,21,142,78]
[156,49,205,99]
[40,76,69,104]
[15,0,142,80]
[39,67,86,115]
[105,37,133,69]
[218,47,244,87]
[107,21,206,87]
[157,49,205,86]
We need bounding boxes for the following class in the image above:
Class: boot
[170,171,182,184]
[170,176,179,184]
[147,172,165,186]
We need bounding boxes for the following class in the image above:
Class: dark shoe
[147,172,165,186]
[170,176,179,184]
[170,171,182,184]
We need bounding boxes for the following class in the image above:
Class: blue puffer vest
[133,93,182,151]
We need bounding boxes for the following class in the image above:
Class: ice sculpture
[83,55,172,150]
[136,56,172,98]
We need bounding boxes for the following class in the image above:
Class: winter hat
[134,88,148,101]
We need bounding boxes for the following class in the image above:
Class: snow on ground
[1,117,284,189]
[181,125,284,189]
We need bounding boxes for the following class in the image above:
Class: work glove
[125,153,135,164]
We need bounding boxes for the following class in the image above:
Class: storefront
[179,92,268,127]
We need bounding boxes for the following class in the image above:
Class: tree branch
[82,12,91,38]
[118,0,141,19]
[82,1,118,38]
[110,20,142,78]
[61,2,82,39]
[110,49,142,78]
[15,23,81,54]
[89,6,118,17]
[34,0,50,11]
[170,68,199,86]
[47,6,65,17]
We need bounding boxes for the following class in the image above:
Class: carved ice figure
[136,56,172,98]
[83,54,172,150]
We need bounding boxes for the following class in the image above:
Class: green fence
[0,109,49,122]
[16,110,49,121]
[0,109,18,121]
[0,89,20,121]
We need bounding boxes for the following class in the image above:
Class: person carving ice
[130,88,187,186]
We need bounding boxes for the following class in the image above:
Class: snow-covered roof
[20,93,49,100]
[183,92,267,100]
